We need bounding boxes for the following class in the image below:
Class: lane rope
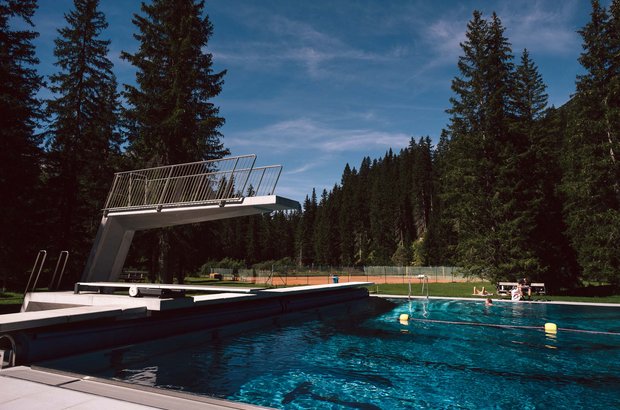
[402,317,620,336]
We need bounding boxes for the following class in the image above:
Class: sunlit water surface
[45,298,620,409]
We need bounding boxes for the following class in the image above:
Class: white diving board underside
[105,195,300,230]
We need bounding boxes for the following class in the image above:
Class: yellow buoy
[399,314,409,321]
[544,322,557,334]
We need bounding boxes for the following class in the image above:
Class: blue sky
[31,0,604,203]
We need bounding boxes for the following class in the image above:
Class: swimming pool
[42,298,620,409]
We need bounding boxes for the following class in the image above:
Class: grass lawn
[369,281,620,303]
[0,291,22,304]
[0,291,23,314]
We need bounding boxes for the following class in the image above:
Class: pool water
[45,298,620,409]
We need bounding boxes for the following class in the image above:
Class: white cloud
[227,118,411,154]
[212,11,396,81]
[288,161,321,175]
[424,18,467,67]
[501,0,581,55]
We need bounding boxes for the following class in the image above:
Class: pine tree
[310,186,343,266]
[122,0,227,282]
[354,157,372,265]
[444,11,501,278]
[122,0,227,165]
[0,0,44,289]
[561,0,620,284]
[338,164,357,265]
[509,49,579,288]
[296,189,317,265]
[443,11,544,282]
[423,130,457,266]
[368,151,399,264]
[44,0,121,274]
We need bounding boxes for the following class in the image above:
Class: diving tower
[81,155,300,283]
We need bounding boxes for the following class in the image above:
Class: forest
[1,0,618,291]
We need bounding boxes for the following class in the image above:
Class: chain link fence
[200,265,472,286]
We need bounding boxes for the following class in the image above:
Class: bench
[119,271,146,283]
[496,281,546,297]
[496,282,518,296]
[530,283,546,295]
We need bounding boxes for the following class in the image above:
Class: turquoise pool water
[46,299,620,409]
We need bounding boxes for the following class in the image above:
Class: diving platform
[1,155,376,374]
[82,155,300,283]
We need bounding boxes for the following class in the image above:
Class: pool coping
[0,365,272,410]
[372,294,620,308]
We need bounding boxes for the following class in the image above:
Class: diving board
[81,156,300,283]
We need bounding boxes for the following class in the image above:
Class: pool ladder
[23,250,70,296]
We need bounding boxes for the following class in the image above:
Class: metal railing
[23,250,70,296]
[103,155,283,212]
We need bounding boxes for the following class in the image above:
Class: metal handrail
[48,251,69,290]
[24,250,46,296]
[103,155,284,213]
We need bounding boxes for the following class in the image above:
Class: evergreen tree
[296,189,317,265]
[510,49,548,124]
[561,0,620,284]
[354,157,372,265]
[411,137,434,240]
[122,0,227,165]
[443,11,543,282]
[314,189,331,265]
[338,164,357,265]
[44,0,121,276]
[424,130,457,266]
[122,0,227,282]
[0,0,44,289]
[368,151,399,264]
[509,49,579,288]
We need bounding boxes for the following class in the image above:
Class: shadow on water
[282,381,382,410]
[37,297,398,397]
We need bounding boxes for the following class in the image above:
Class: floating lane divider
[397,317,620,337]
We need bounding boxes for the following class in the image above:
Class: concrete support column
[81,216,135,282]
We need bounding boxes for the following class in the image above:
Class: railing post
[255,168,266,196]
[157,166,175,210]
[48,251,69,290]
[238,155,257,197]
[226,156,241,199]
[128,173,133,207]
[103,174,120,210]
[24,250,47,297]
[270,166,282,195]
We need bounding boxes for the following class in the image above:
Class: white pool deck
[0,366,270,409]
